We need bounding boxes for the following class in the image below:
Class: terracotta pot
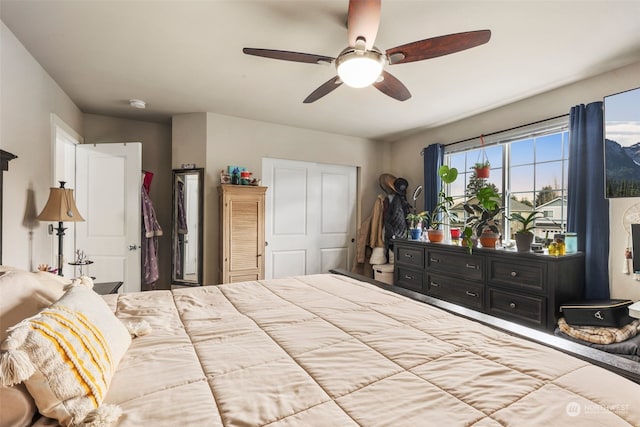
[515,232,534,252]
[475,166,490,179]
[479,231,499,248]
[427,229,444,243]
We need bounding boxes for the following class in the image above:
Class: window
[444,117,569,243]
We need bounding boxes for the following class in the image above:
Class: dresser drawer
[427,273,484,310]
[488,258,545,293]
[487,287,545,328]
[395,266,425,293]
[396,245,425,269]
[427,249,483,281]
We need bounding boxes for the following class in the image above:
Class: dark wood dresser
[394,239,585,332]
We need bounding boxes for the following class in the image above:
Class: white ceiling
[2,0,640,142]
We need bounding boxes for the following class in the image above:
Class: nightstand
[93,281,123,295]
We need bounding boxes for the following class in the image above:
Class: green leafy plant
[462,185,503,251]
[472,160,491,169]
[426,165,458,230]
[509,211,542,234]
[406,211,428,229]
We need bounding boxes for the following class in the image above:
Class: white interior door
[75,143,141,292]
[263,158,357,279]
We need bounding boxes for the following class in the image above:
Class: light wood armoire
[218,185,267,283]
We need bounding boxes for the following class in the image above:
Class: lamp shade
[37,184,84,222]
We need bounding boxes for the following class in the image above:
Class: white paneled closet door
[263,158,357,279]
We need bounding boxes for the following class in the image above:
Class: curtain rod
[443,113,570,148]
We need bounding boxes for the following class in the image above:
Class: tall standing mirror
[172,168,204,286]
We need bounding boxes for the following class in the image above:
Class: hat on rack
[378,174,397,194]
[393,178,409,195]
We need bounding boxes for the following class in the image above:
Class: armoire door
[219,185,266,283]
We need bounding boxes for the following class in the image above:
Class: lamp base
[54,221,66,276]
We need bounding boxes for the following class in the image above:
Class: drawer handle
[510,271,518,277]
[466,291,478,297]
[404,275,414,280]
[509,302,517,309]
[430,258,440,263]
[430,282,440,287]
[404,253,413,258]
[465,263,479,270]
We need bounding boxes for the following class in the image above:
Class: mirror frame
[171,168,204,286]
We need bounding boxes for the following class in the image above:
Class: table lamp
[37,181,84,276]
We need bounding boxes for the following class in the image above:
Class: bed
[2,270,640,426]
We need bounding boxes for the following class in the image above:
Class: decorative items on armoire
[220,166,261,186]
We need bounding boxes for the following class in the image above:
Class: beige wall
[171,112,387,285]
[1,22,83,270]
[83,114,173,289]
[172,113,207,169]
[390,61,640,300]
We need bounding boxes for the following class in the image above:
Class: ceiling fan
[243,0,491,103]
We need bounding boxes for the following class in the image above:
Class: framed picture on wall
[604,86,640,198]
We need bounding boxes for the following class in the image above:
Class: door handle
[128,245,141,251]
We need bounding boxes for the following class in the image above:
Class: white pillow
[0,285,131,426]
[0,269,69,426]
[0,270,68,342]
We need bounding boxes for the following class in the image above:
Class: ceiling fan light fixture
[336,49,384,88]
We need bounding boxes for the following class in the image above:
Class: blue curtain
[423,144,444,213]
[567,101,609,300]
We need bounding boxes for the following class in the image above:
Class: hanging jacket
[384,194,410,257]
[141,185,163,289]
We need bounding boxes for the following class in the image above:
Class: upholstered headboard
[1,150,17,264]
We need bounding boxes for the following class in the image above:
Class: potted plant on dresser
[509,211,542,252]
[425,165,458,243]
[462,185,503,250]
[406,211,428,240]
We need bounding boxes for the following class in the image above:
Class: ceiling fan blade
[373,71,411,101]
[243,48,334,64]
[303,76,343,103]
[347,0,381,49]
[386,30,491,65]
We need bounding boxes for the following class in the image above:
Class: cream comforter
[95,274,639,426]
